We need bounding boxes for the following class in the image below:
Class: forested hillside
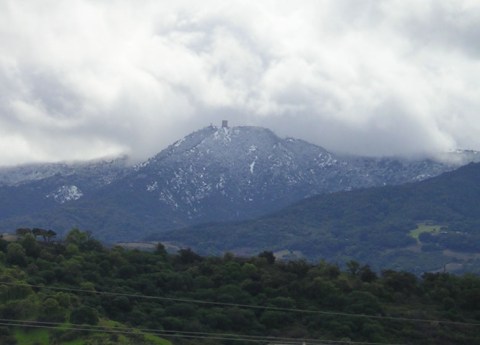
[0,230,479,344]
[157,162,480,273]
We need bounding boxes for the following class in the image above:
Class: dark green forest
[0,229,479,344]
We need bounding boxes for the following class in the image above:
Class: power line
[2,281,479,327]
[0,318,405,345]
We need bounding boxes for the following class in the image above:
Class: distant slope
[0,156,130,187]
[156,162,480,273]
[0,156,130,218]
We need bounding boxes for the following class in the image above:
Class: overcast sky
[1,0,479,166]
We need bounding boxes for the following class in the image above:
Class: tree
[258,251,275,265]
[359,265,377,283]
[382,270,418,296]
[65,228,88,245]
[15,228,31,237]
[32,228,48,241]
[65,229,102,251]
[260,310,293,328]
[39,297,66,322]
[20,233,40,258]
[6,243,27,266]
[346,291,383,315]
[346,260,360,276]
[70,306,99,325]
[176,248,202,264]
[45,230,57,242]
[154,242,167,257]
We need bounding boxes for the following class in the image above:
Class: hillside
[0,230,479,345]
[155,162,480,273]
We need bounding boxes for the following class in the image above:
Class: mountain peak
[148,125,283,164]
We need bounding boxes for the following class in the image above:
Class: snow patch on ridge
[249,157,257,174]
[47,185,83,203]
[146,181,158,192]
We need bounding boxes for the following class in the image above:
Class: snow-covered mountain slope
[126,125,476,224]
[0,156,130,188]
[134,125,344,220]
[0,124,477,241]
[0,157,131,221]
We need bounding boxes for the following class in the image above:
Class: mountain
[133,125,463,222]
[0,156,130,188]
[0,124,478,242]
[156,162,480,273]
[0,157,130,220]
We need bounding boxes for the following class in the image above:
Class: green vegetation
[14,329,49,345]
[0,229,479,344]
[409,223,443,242]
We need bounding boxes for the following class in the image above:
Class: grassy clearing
[409,223,443,242]
[144,334,172,345]
[15,326,87,345]
[12,318,171,345]
[14,329,50,345]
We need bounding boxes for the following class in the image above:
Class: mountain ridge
[0,124,479,244]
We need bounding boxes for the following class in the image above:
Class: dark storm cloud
[0,0,479,165]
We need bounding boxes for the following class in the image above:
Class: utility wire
[2,281,479,327]
[0,318,406,345]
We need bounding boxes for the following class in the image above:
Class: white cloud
[0,0,479,165]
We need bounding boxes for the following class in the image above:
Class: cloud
[0,0,479,165]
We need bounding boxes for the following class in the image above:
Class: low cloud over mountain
[1,1,480,165]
